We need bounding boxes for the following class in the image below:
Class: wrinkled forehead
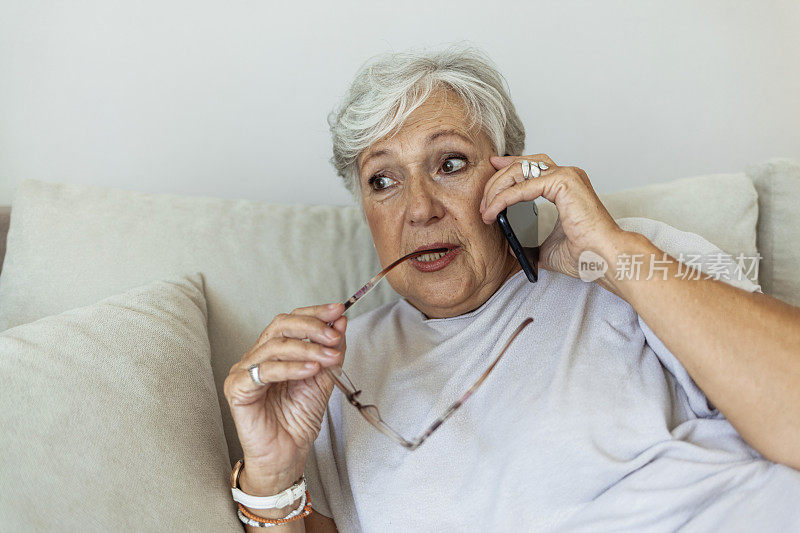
[357,89,480,171]
[359,128,478,171]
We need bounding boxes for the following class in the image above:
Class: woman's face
[357,88,520,319]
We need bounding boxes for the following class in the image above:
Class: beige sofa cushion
[746,158,800,307]
[537,171,759,284]
[0,205,10,274]
[0,179,389,465]
[0,172,761,465]
[0,273,241,531]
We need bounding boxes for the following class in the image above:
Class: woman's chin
[392,261,489,317]
[404,284,477,318]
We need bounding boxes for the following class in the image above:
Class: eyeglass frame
[324,248,533,451]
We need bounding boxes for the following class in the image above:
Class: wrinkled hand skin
[224,304,347,488]
[481,154,628,281]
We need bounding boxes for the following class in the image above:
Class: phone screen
[497,200,540,282]
[505,200,539,248]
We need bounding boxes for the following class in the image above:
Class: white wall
[1,0,798,206]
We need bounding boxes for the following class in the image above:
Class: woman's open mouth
[410,246,461,272]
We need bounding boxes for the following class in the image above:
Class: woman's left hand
[480,154,627,280]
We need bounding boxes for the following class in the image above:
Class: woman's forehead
[358,91,479,165]
[361,127,477,167]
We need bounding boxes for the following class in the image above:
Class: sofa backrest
[746,158,800,307]
[0,206,9,274]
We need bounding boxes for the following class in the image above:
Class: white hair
[327,43,526,202]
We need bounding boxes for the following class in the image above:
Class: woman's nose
[406,178,445,226]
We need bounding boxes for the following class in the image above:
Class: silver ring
[529,161,542,179]
[521,160,531,181]
[537,161,549,171]
[249,363,266,386]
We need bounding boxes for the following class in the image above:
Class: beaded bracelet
[237,490,313,527]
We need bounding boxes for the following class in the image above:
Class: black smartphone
[497,200,539,283]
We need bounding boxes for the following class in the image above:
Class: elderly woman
[223,47,800,531]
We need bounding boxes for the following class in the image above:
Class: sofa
[0,157,798,530]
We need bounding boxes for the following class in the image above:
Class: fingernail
[322,347,339,357]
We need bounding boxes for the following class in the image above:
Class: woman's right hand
[223,302,347,493]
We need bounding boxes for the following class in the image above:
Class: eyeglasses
[324,248,533,451]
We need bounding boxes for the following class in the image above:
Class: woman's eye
[441,156,467,174]
[368,174,396,191]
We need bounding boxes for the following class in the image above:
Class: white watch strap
[232,475,306,509]
[237,490,308,527]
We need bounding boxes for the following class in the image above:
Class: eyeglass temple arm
[407,317,534,448]
[322,249,523,452]
[322,247,450,397]
[330,318,535,451]
[341,247,450,313]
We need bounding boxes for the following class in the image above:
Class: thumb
[319,314,347,396]
[489,154,517,170]
[331,314,347,332]
[331,315,347,351]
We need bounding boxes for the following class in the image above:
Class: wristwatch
[230,458,306,509]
